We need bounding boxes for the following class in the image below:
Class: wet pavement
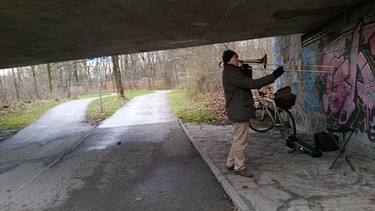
[181,122,375,211]
[0,91,232,210]
[0,98,96,207]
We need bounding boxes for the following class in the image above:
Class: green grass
[0,100,65,129]
[167,90,220,123]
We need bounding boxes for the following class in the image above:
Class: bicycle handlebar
[257,90,275,104]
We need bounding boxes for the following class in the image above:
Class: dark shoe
[235,169,254,177]
[226,165,234,171]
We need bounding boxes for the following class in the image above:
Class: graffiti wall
[274,18,375,150]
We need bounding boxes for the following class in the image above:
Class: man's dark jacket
[222,63,275,122]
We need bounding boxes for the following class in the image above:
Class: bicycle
[249,90,296,137]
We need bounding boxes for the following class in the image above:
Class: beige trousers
[226,121,249,171]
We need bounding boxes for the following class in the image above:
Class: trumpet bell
[239,54,267,69]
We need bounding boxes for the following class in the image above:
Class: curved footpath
[180,122,375,210]
[0,98,97,206]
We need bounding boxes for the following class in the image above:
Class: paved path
[0,98,96,206]
[0,91,232,210]
[182,123,375,210]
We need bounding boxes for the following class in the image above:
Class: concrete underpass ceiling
[0,0,358,69]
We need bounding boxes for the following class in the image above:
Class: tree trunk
[47,63,53,92]
[112,55,125,98]
[73,60,79,86]
[31,65,40,99]
[0,74,6,105]
[11,68,20,102]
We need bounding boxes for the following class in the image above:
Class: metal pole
[97,58,103,112]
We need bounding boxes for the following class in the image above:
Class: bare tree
[72,60,79,86]
[119,55,128,89]
[31,65,40,99]
[11,68,20,102]
[112,55,125,98]
[0,38,273,104]
[130,54,139,89]
[0,74,6,105]
[46,63,53,93]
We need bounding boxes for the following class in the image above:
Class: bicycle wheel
[277,108,296,136]
[249,106,275,132]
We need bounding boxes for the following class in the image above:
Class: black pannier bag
[274,86,296,109]
[313,131,339,151]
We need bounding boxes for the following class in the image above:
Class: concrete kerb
[178,119,251,211]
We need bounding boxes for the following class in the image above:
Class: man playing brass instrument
[222,49,284,177]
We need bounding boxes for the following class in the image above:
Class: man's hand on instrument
[272,66,284,79]
[242,63,250,70]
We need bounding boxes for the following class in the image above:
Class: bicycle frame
[250,90,296,137]
[259,97,283,126]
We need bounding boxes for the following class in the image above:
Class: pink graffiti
[323,21,375,137]
[357,52,375,132]
[323,60,351,114]
[323,23,360,125]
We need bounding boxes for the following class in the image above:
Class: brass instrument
[228,53,334,73]
[239,53,335,72]
[239,54,267,69]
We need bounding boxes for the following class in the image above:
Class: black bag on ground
[314,131,339,151]
[286,135,322,157]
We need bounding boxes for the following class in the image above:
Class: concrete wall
[273,15,375,151]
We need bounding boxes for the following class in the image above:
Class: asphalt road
[0,91,232,210]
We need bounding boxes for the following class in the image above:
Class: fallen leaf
[134,196,143,202]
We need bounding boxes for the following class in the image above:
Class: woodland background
[0,38,274,108]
